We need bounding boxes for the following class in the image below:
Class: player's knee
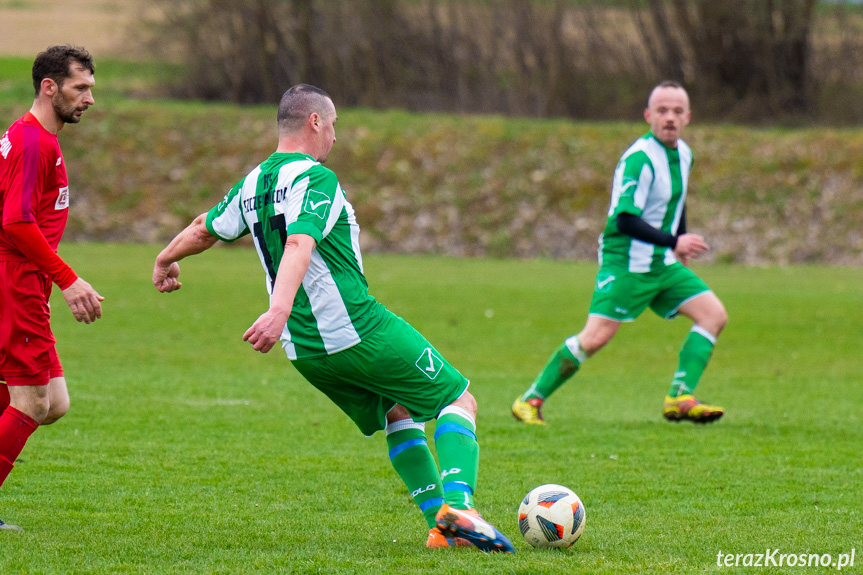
[386,403,411,424]
[578,331,612,355]
[716,308,728,333]
[41,412,65,425]
[42,397,70,425]
[707,302,728,336]
[448,390,477,419]
[11,398,49,424]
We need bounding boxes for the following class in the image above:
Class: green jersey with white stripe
[599,132,693,273]
[205,152,386,360]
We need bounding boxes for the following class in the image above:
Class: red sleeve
[3,222,78,289]
[1,124,45,226]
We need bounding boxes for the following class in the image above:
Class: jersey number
[253,214,288,283]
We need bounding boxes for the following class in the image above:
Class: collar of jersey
[271,151,316,162]
[647,131,681,152]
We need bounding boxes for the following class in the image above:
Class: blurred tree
[638,0,817,118]
[145,0,859,124]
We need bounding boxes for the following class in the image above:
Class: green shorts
[291,311,469,436]
[588,263,710,322]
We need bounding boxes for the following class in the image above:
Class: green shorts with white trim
[588,262,710,322]
[291,310,468,435]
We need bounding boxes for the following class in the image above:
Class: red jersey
[0,111,70,261]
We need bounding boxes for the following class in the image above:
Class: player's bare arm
[153,213,219,293]
[243,233,316,354]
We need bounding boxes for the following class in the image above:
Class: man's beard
[52,92,84,124]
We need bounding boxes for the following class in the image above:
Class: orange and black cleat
[426,527,473,549]
[435,504,515,553]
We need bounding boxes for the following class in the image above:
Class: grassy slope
[1,57,862,266]
[0,244,860,574]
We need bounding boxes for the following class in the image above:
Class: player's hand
[243,308,290,354]
[62,277,104,324]
[674,233,709,266]
[153,261,182,293]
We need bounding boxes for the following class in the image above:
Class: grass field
[0,244,860,574]
[3,54,863,265]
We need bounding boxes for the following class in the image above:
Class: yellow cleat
[511,396,547,425]
[663,394,724,424]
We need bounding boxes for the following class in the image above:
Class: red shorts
[0,261,63,386]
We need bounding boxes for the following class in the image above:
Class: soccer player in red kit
[0,45,104,531]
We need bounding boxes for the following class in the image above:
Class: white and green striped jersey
[205,152,386,360]
[599,132,693,273]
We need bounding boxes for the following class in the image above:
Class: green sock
[386,420,443,529]
[522,337,585,401]
[434,406,478,510]
[668,326,716,397]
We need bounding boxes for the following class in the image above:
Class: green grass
[3,61,863,265]
[2,55,863,265]
[1,244,860,574]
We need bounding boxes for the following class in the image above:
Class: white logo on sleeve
[56,157,63,166]
[0,131,11,159]
[303,190,332,219]
[55,186,69,210]
[620,178,637,196]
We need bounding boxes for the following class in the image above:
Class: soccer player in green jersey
[152,84,514,553]
[512,81,728,425]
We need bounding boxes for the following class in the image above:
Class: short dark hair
[655,80,684,91]
[32,45,95,97]
[277,84,332,134]
[647,80,688,107]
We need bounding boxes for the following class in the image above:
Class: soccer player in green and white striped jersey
[512,81,728,425]
[152,85,514,553]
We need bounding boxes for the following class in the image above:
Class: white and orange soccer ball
[518,484,586,548]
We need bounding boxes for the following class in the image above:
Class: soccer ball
[518,484,586,548]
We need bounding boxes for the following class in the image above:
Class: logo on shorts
[596,273,616,293]
[415,347,444,380]
[303,190,332,219]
